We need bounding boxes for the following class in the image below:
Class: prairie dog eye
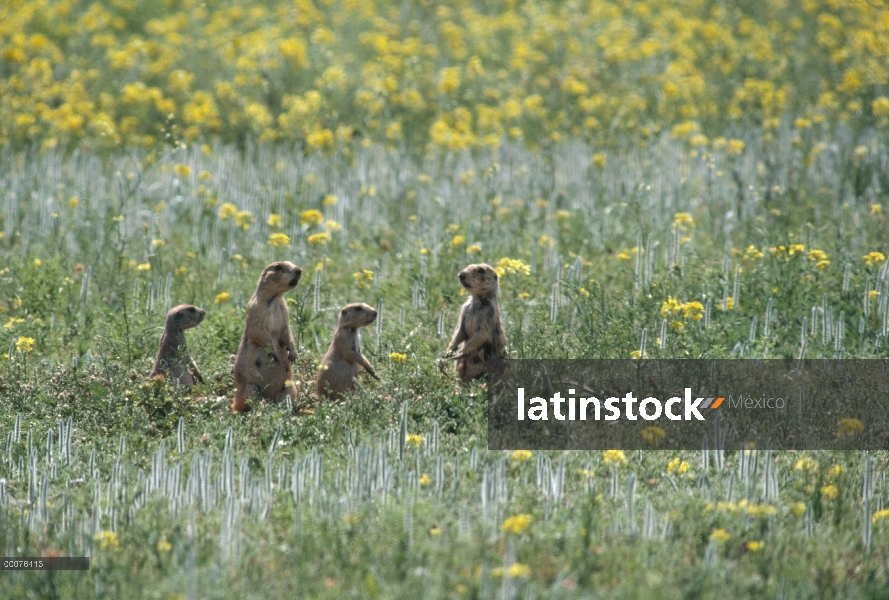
[273,265,283,272]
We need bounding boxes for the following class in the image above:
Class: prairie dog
[442,263,507,382]
[316,302,379,399]
[232,261,302,413]
[149,304,206,385]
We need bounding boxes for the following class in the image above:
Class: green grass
[1,132,888,599]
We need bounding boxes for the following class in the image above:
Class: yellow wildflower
[406,434,424,448]
[510,450,532,463]
[267,213,282,227]
[501,514,532,534]
[300,209,324,226]
[494,258,530,276]
[820,484,838,499]
[793,457,818,472]
[268,233,291,248]
[234,211,254,230]
[353,269,374,289]
[506,563,531,578]
[218,203,238,219]
[602,450,627,466]
[836,418,863,438]
[863,252,886,267]
[15,336,36,353]
[710,529,731,543]
[94,530,119,550]
[667,457,690,475]
[214,292,230,304]
[673,212,695,230]
[4,318,25,330]
[389,352,407,364]
[641,426,665,444]
[872,509,889,523]
[307,232,331,246]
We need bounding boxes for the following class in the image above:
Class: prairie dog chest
[462,297,494,336]
[334,328,360,356]
[250,299,289,334]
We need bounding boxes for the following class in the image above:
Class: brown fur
[442,263,507,382]
[149,304,206,385]
[316,302,380,399]
[232,261,302,413]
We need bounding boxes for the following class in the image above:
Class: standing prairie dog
[149,304,206,385]
[232,261,302,413]
[442,263,507,383]
[316,302,380,399]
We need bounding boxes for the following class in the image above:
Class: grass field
[2,0,889,598]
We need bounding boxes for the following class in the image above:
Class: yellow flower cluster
[494,258,530,277]
[641,426,665,444]
[510,450,533,463]
[806,249,830,271]
[501,514,532,535]
[710,529,730,543]
[3,0,887,150]
[15,336,36,353]
[863,252,886,267]
[218,203,254,230]
[94,530,119,550]
[602,449,627,466]
[836,417,863,438]
[793,456,819,473]
[353,269,374,289]
[703,499,777,516]
[660,298,704,321]
[405,434,424,448]
[667,457,689,475]
[268,233,290,248]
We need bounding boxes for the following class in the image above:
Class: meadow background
[1,0,889,597]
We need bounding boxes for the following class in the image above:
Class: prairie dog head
[338,302,378,328]
[165,304,206,331]
[458,263,499,298]
[256,261,303,296]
